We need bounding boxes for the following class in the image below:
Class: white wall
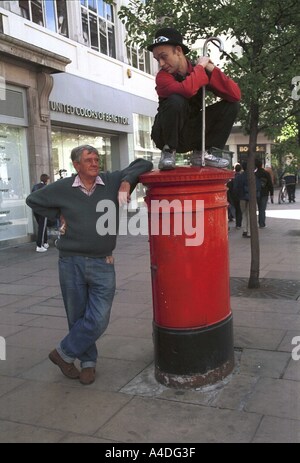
[0,5,157,102]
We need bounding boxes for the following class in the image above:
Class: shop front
[49,73,134,175]
[49,72,158,207]
[0,34,70,247]
[237,144,267,164]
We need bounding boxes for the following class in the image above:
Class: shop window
[133,114,155,152]
[0,125,32,243]
[133,113,160,170]
[133,114,160,205]
[0,85,31,244]
[0,88,25,119]
[81,0,116,58]
[18,0,69,37]
[51,128,112,180]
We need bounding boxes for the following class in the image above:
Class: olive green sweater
[26,159,153,257]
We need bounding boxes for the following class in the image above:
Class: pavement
[0,197,299,443]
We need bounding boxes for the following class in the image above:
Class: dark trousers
[286,184,296,202]
[232,198,242,227]
[151,95,240,152]
[257,195,269,228]
[34,213,48,247]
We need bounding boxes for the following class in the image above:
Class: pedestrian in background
[233,162,261,238]
[229,163,242,229]
[31,173,50,252]
[233,162,251,238]
[282,169,297,203]
[255,159,274,228]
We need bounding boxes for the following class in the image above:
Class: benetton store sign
[49,101,129,125]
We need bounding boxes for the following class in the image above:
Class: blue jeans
[57,256,116,368]
[257,195,269,227]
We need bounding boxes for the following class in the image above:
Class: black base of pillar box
[153,315,234,389]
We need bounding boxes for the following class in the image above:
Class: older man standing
[26,145,152,385]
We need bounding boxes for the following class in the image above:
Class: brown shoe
[49,349,80,379]
[80,367,96,385]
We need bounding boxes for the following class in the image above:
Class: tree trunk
[247,102,260,288]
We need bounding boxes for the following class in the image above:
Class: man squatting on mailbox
[147,28,241,170]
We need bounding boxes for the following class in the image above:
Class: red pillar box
[140,167,234,389]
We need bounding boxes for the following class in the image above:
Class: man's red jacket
[155,61,241,102]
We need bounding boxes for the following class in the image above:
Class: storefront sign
[237,144,266,154]
[49,101,129,125]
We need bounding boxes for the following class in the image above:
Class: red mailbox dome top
[140,167,233,186]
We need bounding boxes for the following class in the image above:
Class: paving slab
[233,326,286,350]
[231,296,300,314]
[22,356,149,393]
[0,346,50,377]
[22,315,68,331]
[283,358,300,381]
[0,310,40,326]
[0,294,33,308]
[252,416,300,443]
[2,295,52,311]
[111,301,152,320]
[245,377,300,421]
[0,420,66,443]
[6,327,65,350]
[19,304,66,318]
[16,276,60,287]
[99,334,154,364]
[105,317,153,339]
[233,311,300,331]
[278,330,300,352]
[0,376,25,398]
[0,381,132,435]
[96,396,261,443]
[239,349,290,378]
[0,323,29,338]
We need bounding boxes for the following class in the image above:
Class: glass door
[0,124,32,242]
